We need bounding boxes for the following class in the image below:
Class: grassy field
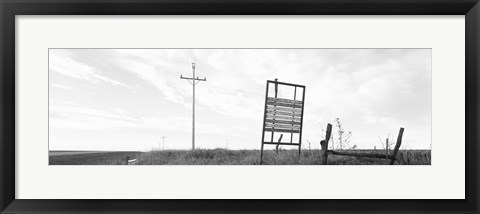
[49,151,143,165]
[49,149,431,165]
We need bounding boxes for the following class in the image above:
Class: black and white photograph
[48,49,432,165]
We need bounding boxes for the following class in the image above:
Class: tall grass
[49,149,431,165]
[137,149,431,165]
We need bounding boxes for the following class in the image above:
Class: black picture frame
[1,0,479,213]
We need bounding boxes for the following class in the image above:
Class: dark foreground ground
[49,151,144,165]
[49,149,431,165]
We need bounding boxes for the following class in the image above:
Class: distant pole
[180,62,206,150]
[161,136,167,150]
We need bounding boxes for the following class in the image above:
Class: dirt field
[49,151,143,165]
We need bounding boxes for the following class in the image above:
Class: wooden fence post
[386,138,389,160]
[389,128,404,165]
[275,134,284,154]
[125,156,129,165]
[320,123,332,165]
[260,143,264,165]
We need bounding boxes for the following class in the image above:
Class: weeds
[49,149,431,165]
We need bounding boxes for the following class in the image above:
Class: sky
[49,49,431,151]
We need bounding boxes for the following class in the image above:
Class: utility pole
[180,62,206,150]
[161,136,167,150]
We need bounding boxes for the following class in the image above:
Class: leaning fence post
[275,134,283,154]
[320,123,333,165]
[389,128,404,165]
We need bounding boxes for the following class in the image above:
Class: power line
[180,62,206,150]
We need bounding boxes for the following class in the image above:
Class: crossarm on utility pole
[180,76,207,81]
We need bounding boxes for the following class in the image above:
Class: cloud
[50,102,229,134]
[113,56,191,106]
[112,50,265,121]
[50,52,129,88]
[49,49,432,150]
[50,104,140,130]
[50,83,73,90]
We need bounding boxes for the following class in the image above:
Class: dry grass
[49,149,431,165]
